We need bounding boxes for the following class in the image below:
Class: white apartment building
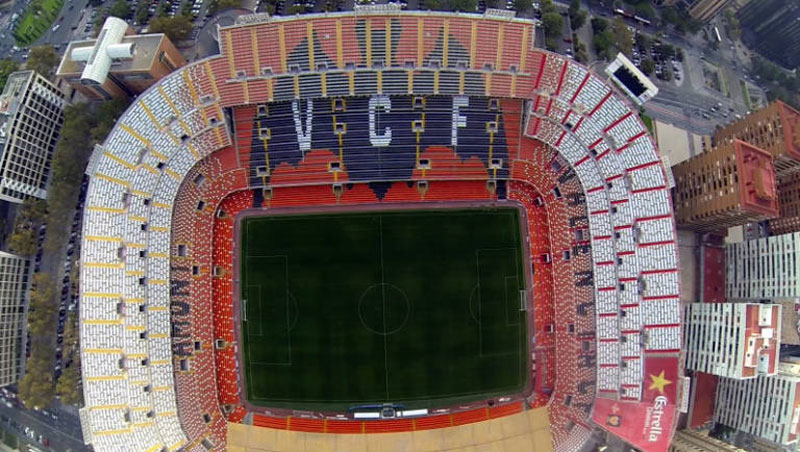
[715,361,800,446]
[726,232,800,300]
[684,302,780,379]
[0,70,68,203]
[0,252,30,386]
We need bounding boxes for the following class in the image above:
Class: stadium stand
[78,10,680,452]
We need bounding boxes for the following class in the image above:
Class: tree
[612,17,632,56]
[592,29,614,61]
[8,229,36,257]
[635,31,651,51]
[0,59,18,90]
[156,0,170,17]
[55,363,82,406]
[22,198,47,224]
[640,58,655,75]
[209,0,242,13]
[422,0,441,10]
[25,46,58,78]
[568,0,586,30]
[634,2,654,20]
[591,17,609,34]
[148,15,193,41]
[660,43,676,60]
[94,9,110,35]
[661,6,678,26]
[109,0,131,18]
[540,0,556,15]
[542,12,563,41]
[513,0,529,13]
[449,0,476,11]
[286,3,305,13]
[135,0,150,24]
[92,98,130,143]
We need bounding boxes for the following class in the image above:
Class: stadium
[77,8,682,452]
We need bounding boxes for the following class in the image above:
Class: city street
[0,401,88,452]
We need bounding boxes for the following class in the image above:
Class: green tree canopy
[568,0,587,30]
[591,16,609,33]
[148,15,193,41]
[8,229,36,257]
[542,12,564,41]
[449,0,476,11]
[25,45,58,78]
[0,59,19,90]
[640,58,655,75]
[109,0,132,18]
[135,0,150,24]
[593,29,614,60]
[613,16,633,56]
[513,0,530,13]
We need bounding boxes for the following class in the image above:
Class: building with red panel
[672,140,779,231]
[684,303,780,379]
[700,245,726,303]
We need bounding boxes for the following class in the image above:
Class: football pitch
[238,207,529,411]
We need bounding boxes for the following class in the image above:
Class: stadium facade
[77,9,681,452]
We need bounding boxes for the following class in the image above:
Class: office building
[0,70,68,203]
[55,16,186,100]
[713,101,800,178]
[684,302,780,379]
[737,0,800,69]
[672,139,778,231]
[715,361,800,446]
[669,429,745,452]
[726,232,800,300]
[0,252,30,386]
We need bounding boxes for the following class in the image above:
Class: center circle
[358,283,410,336]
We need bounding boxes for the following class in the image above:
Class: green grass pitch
[239,207,529,411]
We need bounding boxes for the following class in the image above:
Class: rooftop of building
[734,140,780,217]
[0,71,36,146]
[56,33,166,76]
[741,303,780,377]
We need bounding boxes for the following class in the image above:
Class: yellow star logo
[648,370,672,395]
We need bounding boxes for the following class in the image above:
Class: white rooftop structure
[71,16,134,86]
[605,53,659,106]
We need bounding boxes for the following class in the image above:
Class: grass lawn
[239,207,529,411]
[740,80,753,110]
[640,113,654,134]
[14,0,64,45]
